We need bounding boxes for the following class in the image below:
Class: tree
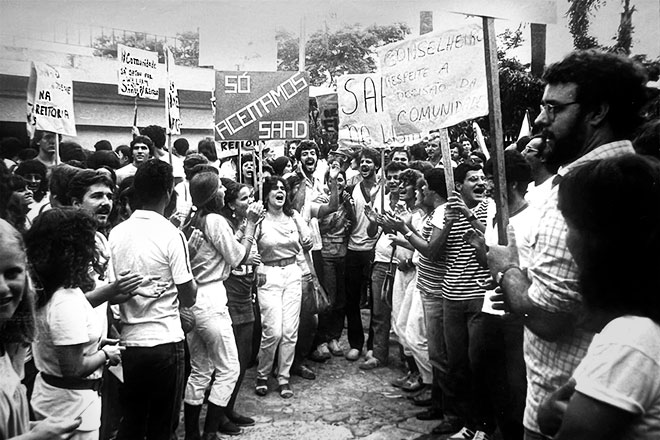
[92,30,200,67]
[277,23,411,86]
[566,0,603,50]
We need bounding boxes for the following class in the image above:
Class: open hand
[29,417,82,440]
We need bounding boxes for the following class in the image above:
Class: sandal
[279,383,293,398]
[255,378,268,396]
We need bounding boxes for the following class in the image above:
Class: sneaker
[391,371,413,388]
[279,383,294,398]
[328,339,343,356]
[255,378,268,396]
[447,427,476,439]
[359,357,381,370]
[472,431,492,440]
[327,339,343,356]
[400,371,423,392]
[345,348,360,361]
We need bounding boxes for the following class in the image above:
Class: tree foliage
[92,31,200,67]
[567,0,603,50]
[277,23,410,86]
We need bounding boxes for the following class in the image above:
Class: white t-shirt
[525,177,554,212]
[31,287,103,431]
[484,203,535,268]
[115,163,137,185]
[573,315,660,440]
[108,209,194,347]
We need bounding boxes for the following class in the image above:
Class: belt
[263,256,297,267]
[41,372,102,393]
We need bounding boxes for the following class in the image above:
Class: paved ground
[178,311,449,440]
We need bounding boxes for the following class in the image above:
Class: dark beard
[542,124,586,170]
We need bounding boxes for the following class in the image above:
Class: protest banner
[377,23,488,135]
[117,44,159,100]
[165,46,181,136]
[26,62,76,137]
[337,73,396,149]
[214,71,309,141]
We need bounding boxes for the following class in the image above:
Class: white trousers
[256,263,302,385]
[184,282,240,406]
[391,268,416,355]
[405,286,432,384]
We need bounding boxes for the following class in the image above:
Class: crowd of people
[1,48,660,440]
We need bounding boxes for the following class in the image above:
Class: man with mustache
[290,140,326,379]
[487,50,649,440]
[115,135,154,185]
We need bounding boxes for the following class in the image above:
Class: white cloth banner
[117,44,159,100]
[377,23,488,134]
[337,73,396,148]
[165,46,181,135]
[26,62,76,137]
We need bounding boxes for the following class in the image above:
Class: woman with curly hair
[254,176,312,399]
[25,209,123,439]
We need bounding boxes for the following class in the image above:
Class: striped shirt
[523,140,635,433]
[417,204,447,295]
[441,199,492,301]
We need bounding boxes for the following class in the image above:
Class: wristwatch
[496,264,521,284]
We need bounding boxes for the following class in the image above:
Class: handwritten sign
[377,23,488,134]
[218,140,265,152]
[165,46,181,135]
[117,44,159,100]
[26,62,76,137]
[214,71,309,141]
[337,73,397,148]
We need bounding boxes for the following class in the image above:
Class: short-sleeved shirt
[108,209,194,347]
[573,316,660,440]
[31,287,103,431]
[0,348,30,438]
[191,213,246,285]
[441,199,491,300]
[257,211,309,264]
[417,204,447,295]
[115,163,137,185]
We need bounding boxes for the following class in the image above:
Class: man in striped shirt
[487,50,649,440]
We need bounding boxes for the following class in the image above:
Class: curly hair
[262,176,293,217]
[0,219,36,344]
[25,208,98,307]
[558,154,660,323]
[543,50,649,139]
[294,140,319,162]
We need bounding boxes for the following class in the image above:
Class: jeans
[421,292,452,415]
[366,262,392,363]
[116,341,185,440]
[256,263,302,385]
[184,290,240,406]
[344,250,374,351]
[316,255,346,344]
[443,298,494,432]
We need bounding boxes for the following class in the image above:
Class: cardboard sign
[337,73,396,148]
[26,62,76,137]
[117,44,159,100]
[377,23,488,134]
[165,46,181,135]
[214,71,309,141]
[218,140,265,152]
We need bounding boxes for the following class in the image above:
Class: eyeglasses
[539,101,579,120]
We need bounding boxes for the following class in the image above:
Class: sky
[1,0,659,70]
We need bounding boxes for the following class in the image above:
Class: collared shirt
[301,171,325,251]
[523,140,635,433]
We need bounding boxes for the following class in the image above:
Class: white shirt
[108,209,193,347]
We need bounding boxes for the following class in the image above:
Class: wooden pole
[439,128,455,198]
[258,144,264,201]
[483,17,509,245]
[54,133,60,165]
[380,148,385,211]
[237,143,242,183]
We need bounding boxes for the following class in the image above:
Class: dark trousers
[443,298,494,432]
[294,272,318,364]
[116,341,185,440]
[344,249,374,351]
[316,254,346,344]
[227,321,253,411]
[366,262,392,363]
